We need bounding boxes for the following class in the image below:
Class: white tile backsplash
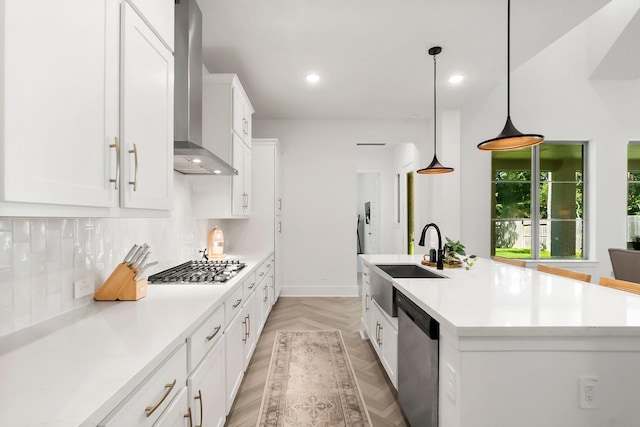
[0,173,210,336]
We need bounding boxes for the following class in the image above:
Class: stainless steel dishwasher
[396,290,439,427]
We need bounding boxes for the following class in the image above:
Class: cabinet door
[121,2,174,210]
[242,291,257,370]
[126,0,174,51]
[231,86,245,141]
[242,144,252,215]
[381,318,398,389]
[188,340,226,427]
[1,0,119,208]
[231,135,245,216]
[153,387,189,427]
[225,311,244,412]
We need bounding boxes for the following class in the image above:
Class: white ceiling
[198,0,611,120]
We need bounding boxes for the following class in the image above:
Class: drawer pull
[259,272,265,277]
[266,264,271,268]
[194,389,203,427]
[232,299,242,308]
[248,282,255,289]
[206,325,221,341]
[145,379,176,417]
[184,407,193,427]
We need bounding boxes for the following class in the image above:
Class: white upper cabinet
[121,2,174,210]
[191,74,254,218]
[0,0,120,209]
[125,0,174,51]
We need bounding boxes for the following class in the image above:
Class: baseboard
[280,285,359,297]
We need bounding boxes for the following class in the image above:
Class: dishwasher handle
[396,291,439,340]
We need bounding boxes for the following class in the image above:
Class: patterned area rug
[257,330,372,427]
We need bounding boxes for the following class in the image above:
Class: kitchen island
[360,254,640,427]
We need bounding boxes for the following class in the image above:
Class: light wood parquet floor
[225,297,408,427]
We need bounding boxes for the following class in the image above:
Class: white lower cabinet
[153,387,189,427]
[369,300,399,389]
[242,291,258,370]
[99,344,187,427]
[224,300,245,413]
[187,339,226,427]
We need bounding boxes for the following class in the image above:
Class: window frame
[491,140,588,260]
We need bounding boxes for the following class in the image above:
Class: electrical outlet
[74,278,94,299]
[579,376,598,409]
[445,363,456,403]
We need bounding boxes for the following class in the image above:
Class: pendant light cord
[433,51,437,156]
[507,0,511,117]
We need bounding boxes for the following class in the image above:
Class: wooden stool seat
[599,277,640,295]
[537,264,591,283]
[492,256,526,268]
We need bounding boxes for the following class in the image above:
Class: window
[628,142,640,246]
[491,142,586,259]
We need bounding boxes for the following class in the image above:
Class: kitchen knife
[133,251,151,271]
[135,260,158,280]
[128,244,148,267]
[122,244,138,264]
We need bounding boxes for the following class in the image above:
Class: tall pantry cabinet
[252,139,283,301]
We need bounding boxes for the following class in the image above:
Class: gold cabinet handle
[245,314,251,339]
[248,282,255,289]
[145,379,176,417]
[242,317,247,343]
[278,198,282,211]
[259,272,265,277]
[194,389,203,427]
[232,299,242,308]
[184,407,193,427]
[266,264,271,268]
[206,325,221,341]
[128,143,138,191]
[109,136,120,190]
[278,221,282,233]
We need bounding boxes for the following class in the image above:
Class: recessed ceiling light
[306,74,320,83]
[449,75,464,84]
[192,158,202,164]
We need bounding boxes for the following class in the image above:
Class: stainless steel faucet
[418,223,444,270]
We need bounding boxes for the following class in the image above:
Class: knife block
[94,263,147,301]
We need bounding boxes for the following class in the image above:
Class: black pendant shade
[477,0,543,151]
[417,46,454,175]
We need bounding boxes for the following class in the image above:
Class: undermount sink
[375,264,446,279]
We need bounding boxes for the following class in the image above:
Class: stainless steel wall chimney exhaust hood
[174,0,237,175]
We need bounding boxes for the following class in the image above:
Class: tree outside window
[491,143,586,259]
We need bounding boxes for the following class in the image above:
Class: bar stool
[537,264,591,283]
[492,256,526,268]
[608,248,640,284]
[599,277,640,295]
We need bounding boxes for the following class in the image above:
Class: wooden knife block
[94,263,147,301]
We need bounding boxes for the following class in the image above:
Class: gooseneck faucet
[418,223,444,270]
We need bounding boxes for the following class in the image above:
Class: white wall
[460,1,640,281]
[253,119,430,296]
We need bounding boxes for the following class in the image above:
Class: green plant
[443,237,477,270]
[633,235,640,243]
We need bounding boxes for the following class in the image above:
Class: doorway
[407,171,415,254]
[357,172,381,254]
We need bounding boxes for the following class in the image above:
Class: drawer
[225,284,244,324]
[99,343,187,427]
[243,271,257,295]
[187,304,224,373]
[255,261,269,284]
[362,264,370,285]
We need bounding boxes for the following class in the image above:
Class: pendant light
[477,0,544,151]
[417,46,454,174]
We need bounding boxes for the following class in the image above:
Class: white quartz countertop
[360,254,640,337]
[0,250,271,427]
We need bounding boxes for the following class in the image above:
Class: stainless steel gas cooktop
[148,260,246,284]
